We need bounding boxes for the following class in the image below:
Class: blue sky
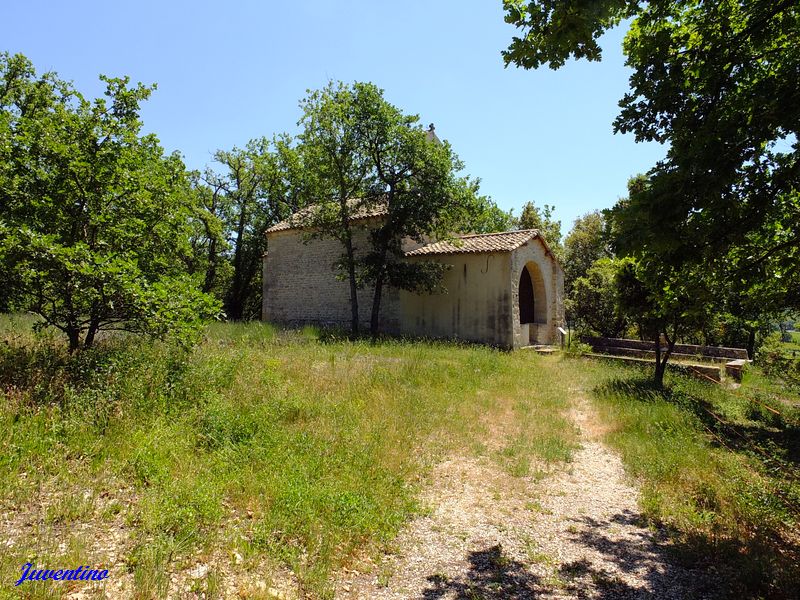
[6,0,665,235]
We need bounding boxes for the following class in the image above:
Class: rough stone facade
[263,219,564,349]
[509,237,565,347]
[262,218,400,332]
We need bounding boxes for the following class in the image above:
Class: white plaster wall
[399,253,514,348]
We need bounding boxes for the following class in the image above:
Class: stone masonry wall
[509,237,565,347]
[263,223,400,331]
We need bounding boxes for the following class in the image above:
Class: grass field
[0,316,798,598]
[0,316,579,598]
[583,356,800,596]
[783,330,800,353]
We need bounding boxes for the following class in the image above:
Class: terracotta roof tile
[266,200,388,233]
[405,230,540,256]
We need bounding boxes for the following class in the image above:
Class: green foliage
[505,2,799,378]
[185,171,233,302]
[607,177,719,385]
[458,193,517,234]
[563,210,610,295]
[199,137,301,320]
[502,0,637,69]
[588,362,800,597]
[296,81,493,335]
[563,339,592,356]
[0,53,219,350]
[570,257,628,337]
[296,81,381,334]
[757,332,800,389]
[516,200,563,259]
[353,84,485,334]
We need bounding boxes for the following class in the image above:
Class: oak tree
[0,53,219,350]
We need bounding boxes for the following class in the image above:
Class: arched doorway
[518,262,548,344]
[519,267,535,324]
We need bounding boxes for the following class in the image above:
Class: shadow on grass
[597,377,800,472]
[0,338,189,411]
[593,375,800,598]
[594,376,666,404]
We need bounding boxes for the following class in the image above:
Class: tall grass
[579,357,800,598]
[0,317,578,598]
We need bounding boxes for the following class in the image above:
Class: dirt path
[338,393,716,599]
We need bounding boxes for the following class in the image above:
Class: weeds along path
[338,390,716,599]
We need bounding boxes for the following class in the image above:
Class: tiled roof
[266,200,388,233]
[405,229,541,256]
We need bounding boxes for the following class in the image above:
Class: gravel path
[338,393,717,599]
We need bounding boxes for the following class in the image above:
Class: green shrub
[564,340,593,356]
[757,333,800,389]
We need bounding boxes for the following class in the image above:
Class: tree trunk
[653,331,676,388]
[369,240,390,339]
[226,203,249,321]
[337,195,360,337]
[746,327,756,360]
[203,234,218,294]
[67,326,81,353]
[370,269,385,339]
[201,188,222,295]
[344,234,359,336]
[653,337,663,387]
[84,317,99,349]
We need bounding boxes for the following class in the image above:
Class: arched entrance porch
[518,261,548,345]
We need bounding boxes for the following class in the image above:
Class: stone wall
[509,238,565,348]
[263,226,564,348]
[262,222,400,331]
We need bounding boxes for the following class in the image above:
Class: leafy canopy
[563,210,610,294]
[504,0,800,301]
[569,256,628,338]
[517,200,563,259]
[295,81,500,335]
[0,53,219,350]
[505,0,799,382]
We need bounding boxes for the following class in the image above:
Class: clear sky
[5,0,665,235]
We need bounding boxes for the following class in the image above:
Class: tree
[459,191,517,234]
[570,257,627,338]
[503,0,800,310]
[296,82,495,336]
[504,1,800,383]
[202,138,299,320]
[0,53,219,351]
[563,210,610,295]
[296,82,376,335]
[517,201,563,258]
[185,171,231,301]
[353,84,484,335]
[608,177,717,386]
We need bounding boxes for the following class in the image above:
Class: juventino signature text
[15,563,109,586]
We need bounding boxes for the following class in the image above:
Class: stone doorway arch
[518,261,548,344]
